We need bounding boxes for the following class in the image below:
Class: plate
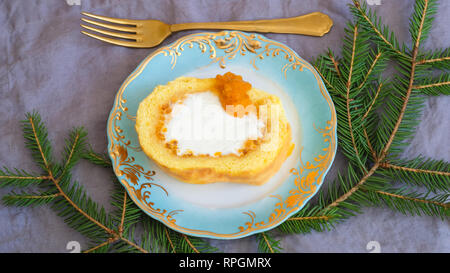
[107,31,337,239]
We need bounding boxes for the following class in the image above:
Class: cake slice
[135,73,293,185]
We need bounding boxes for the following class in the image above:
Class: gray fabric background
[0,0,448,253]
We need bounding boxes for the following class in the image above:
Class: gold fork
[80,12,333,48]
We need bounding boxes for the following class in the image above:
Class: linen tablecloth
[0,0,448,252]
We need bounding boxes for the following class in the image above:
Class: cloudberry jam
[215,72,253,115]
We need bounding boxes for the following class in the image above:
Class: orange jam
[215,72,254,117]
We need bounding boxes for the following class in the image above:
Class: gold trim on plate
[107,31,336,238]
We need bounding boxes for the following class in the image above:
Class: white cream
[163,91,265,156]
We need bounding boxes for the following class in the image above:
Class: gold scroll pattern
[236,120,335,234]
[111,143,183,223]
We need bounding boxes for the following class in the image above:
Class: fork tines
[80,12,142,47]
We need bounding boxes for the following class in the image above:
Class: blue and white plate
[107,31,337,239]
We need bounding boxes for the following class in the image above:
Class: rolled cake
[135,72,293,185]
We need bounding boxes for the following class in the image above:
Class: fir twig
[60,127,87,177]
[277,204,340,234]
[81,146,112,168]
[413,73,450,95]
[417,47,450,69]
[350,0,409,59]
[344,24,366,171]
[300,1,449,236]
[257,232,282,253]
[325,0,439,209]
[379,158,450,192]
[0,168,50,188]
[83,239,114,253]
[2,191,61,207]
[22,112,55,175]
[368,188,449,219]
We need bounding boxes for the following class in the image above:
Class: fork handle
[170,12,333,37]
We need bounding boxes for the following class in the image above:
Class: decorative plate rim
[106,30,337,239]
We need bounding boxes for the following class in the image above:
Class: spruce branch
[314,50,347,100]
[350,0,409,59]
[321,163,370,214]
[328,50,343,79]
[141,216,178,253]
[60,127,87,177]
[277,204,341,234]
[257,232,282,253]
[413,73,450,95]
[81,146,112,168]
[377,82,426,159]
[23,115,116,239]
[2,190,61,207]
[417,47,450,69]
[83,238,115,253]
[1,112,158,253]
[51,175,116,241]
[343,23,368,171]
[118,191,128,234]
[0,168,50,188]
[367,188,449,219]
[362,125,378,161]
[361,82,387,161]
[21,112,55,175]
[118,233,149,253]
[409,0,437,50]
[362,82,383,121]
[181,234,200,253]
[110,179,143,231]
[358,49,387,90]
[143,224,218,253]
[301,0,449,225]
[379,158,450,192]
[142,220,218,253]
